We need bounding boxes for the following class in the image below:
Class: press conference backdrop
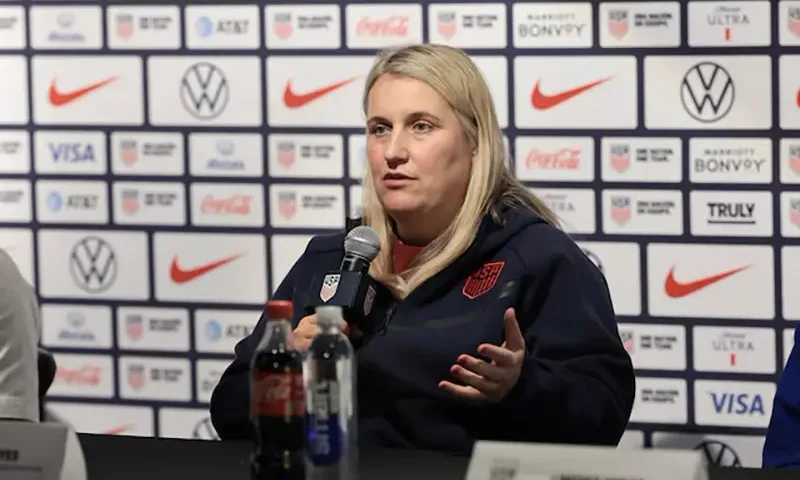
[0,0,798,468]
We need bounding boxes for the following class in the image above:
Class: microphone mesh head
[344,225,381,261]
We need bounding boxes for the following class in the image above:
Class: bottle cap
[266,300,293,320]
[315,305,343,327]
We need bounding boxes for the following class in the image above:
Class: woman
[210,43,635,454]
[763,327,800,468]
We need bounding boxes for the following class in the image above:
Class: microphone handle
[340,253,371,273]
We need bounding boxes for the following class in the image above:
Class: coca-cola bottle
[249,300,307,480]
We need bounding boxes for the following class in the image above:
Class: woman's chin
[380,194,422,217]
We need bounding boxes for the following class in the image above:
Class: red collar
[392,237,425,275]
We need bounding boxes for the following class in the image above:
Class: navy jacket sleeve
[763,326,800,469]
[487,226,635,446]
[209,256,302,441]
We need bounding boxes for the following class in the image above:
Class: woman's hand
[439,308,526,403]
[291,314,362,352]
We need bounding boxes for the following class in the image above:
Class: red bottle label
[251,371,306,417]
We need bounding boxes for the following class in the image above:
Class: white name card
[0,417,87,480]
[465,440,709,480]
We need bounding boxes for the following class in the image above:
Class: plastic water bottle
[304,305,358,480]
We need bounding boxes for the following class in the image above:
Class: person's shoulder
[0,248,37,312]
[288,231,347,274]
[0,248,27,291]
[0,248,20,276]
[304,231,346,255]
[301,216,364,257]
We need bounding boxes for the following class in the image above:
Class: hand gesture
[291,314,362,352]
[438,308,526,403]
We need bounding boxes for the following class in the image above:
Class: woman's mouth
[383,172,413,187]
[384,173,411,180]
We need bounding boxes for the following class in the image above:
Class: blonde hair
[360,43,559,299]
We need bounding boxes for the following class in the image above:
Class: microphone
[304,226,396,346]
[341,225,381,273]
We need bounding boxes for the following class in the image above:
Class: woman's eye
[414,123,431,132]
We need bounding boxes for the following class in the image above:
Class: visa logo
[710,392,764,415]
[49,143,96,163]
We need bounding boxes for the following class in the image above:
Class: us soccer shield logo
[319,274,340,302]
[277,141,296,167]
[128,363,146,391]
[791,198,800,228]
[119,140,138,165]
[608,10,629,39]
[437,12,456,39]
[610,196,631,225]
[462,262,504,300]
[274,13,293,39]
[610,144,630,173]
[126,314,144,340]
[790,146,800,175]
[278,191,296,219]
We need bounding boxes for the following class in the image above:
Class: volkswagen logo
[180,62,230,120]
[192,417,220,441]
[695,440,741,467]
[69,237,118,293]
[680,62,735,123]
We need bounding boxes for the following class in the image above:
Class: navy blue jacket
[210,203,635,454]
[763,326,800,468]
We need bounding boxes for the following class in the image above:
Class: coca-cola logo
[526,148,581,170]
[264,375,292,402]
[252,372,305,416]
[55,365,101,385]
[356,16,408,36]
[200,194,252,215]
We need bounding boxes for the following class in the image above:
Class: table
[77,433,798,480]
[77,433,470,480]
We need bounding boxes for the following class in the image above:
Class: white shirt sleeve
[0,248,40,422]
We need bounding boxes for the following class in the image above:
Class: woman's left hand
[439,308,526,403]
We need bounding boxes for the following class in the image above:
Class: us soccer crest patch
[319,274,341,302]
[462,261,505,299]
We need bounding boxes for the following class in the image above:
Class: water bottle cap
[266,300,293,320]
[315,305,343,326]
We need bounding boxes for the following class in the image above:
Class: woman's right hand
[291,314,361,352]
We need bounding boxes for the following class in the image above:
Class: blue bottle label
[307,379,345,465]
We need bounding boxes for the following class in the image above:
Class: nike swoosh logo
[170,253,244,284]
[664,265,750,298]
[531,76,612,110]
[283,76,360,109]
[103,424,131,435]
[48,76,118,107]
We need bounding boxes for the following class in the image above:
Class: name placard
[465,441,708,480]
